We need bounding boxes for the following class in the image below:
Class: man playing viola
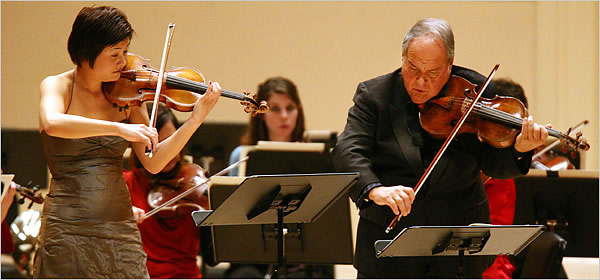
[333,18,548,278]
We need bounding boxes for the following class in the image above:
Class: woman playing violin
[123,103,205,278]
[36,6,221,278]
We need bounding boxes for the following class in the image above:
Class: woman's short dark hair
[242,77,306,145]
[67,6,134,68]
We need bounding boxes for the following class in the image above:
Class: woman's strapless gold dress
[34,131,149,278]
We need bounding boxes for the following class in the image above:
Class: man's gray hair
[402,18,455,64]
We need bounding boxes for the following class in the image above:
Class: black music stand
[514,169,599,257]
[375,225,545,278]
[192,172,359,278]
[209,145,355,278]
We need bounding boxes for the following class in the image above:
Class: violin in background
[14,182,45,208]
[532,145,576,171]
[146,162,208,220]
[1,179,44,209]
[531,120,588,171]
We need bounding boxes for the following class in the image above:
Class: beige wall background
[2,1,598,169]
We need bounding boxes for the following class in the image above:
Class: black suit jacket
[333,66,532,277]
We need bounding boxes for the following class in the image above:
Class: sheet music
[1,174,15,188]
[256,141,325,152]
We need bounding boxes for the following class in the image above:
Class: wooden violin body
[103,53,269,114]
[533,152,575,170]
[146,162,209,220]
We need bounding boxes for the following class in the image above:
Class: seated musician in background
[483,78,530,227]
[483,78,570,279]
[228,76,306,176]
[226,77,333,278]
[333,18,549,278]
[123,103,206,279]
[481,78,529,279]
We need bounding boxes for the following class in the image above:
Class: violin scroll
[553,124,591,159]
[15,181,45,208]
[564,127,590,152]
[241,90,269,116]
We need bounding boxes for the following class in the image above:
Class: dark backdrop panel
[513,174,599,257]
[188,122,247,175]
[1,129,48,223]
[1,130,48,187]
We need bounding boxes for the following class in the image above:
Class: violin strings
[449,97,562,138]
[449,97,526,127]
[134,71,244,100]
[166,75,245,101]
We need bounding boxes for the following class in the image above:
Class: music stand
[514,169,599,257]
[192,172,359,278]
[375,225,545,278]
[207,143,355,278]
[234,141,328,177]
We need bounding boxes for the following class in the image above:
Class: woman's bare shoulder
[40,69,74,95]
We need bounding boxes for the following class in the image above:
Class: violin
[386,67,589,233]
[146,162,208,220]
[1,180,44,209]
[419,75,590,151]
[532,150,575,170]
[102,53,269,115]
[16,182,44,207]
[142,156,248,222]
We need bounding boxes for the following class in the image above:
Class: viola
[146,162,209,220]
[418,75,590,151]
[102,53,269,115]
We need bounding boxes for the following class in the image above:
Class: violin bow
[141,156,249,220]
[146,23,176,158]
[385,64,500,233]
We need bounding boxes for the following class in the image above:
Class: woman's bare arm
[130,82,221,174]
[39,74,158,148]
